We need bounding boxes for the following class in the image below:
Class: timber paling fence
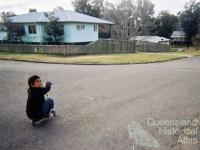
[135,40,171,52]
[0,39,171,56]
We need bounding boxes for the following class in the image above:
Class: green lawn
[0,50,198,65]
[177,50,200,56]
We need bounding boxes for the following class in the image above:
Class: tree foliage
[103,0,155,40]
[72,0,104,17]
[1,0,200,44]
[104,0,137,40]
[136,0,155,35]
[53,6,64,11]
[44,12,64,42]
[29,8,37,13]
[155,11,178,38]
[1,11,25,42]
[179,0,200,41]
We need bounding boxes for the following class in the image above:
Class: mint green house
[0,17,7,41]
[0,10,114,44]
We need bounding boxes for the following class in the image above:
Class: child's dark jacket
[26,85,51,120]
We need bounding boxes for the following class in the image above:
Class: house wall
[0,32,7,41]
[159,41,170,45]
[0,25,7,41]
[0,24,44,43]
[0,23,100,43]
[171,37,186,42]
[64,23,98,43]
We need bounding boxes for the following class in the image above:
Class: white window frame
[28,25,37,34]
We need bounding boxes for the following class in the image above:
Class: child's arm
[41,81,52,95]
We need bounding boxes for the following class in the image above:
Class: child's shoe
[32,120,36,127]
[51,108,56,117]
[31,118,41,127]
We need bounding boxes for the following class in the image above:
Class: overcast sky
[0,0,199,16]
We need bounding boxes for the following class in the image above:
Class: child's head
[28,75,43,88]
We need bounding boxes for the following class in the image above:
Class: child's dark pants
[42,97,54,118]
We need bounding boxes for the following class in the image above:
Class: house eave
[9,21,115,25]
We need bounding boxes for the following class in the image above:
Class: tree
[72,0,104,17]
[103,0,138,40]
[29,8,37,13]
[102,0,155,40]
[44,12,64,43]
[90,0,104,17]
[11,25,26,42]
[53,6,64,11]
[1,11,25,42]
[1,12,16,40]
[179,0,200,41]
[155,11,178,38]
[136,0,155,35]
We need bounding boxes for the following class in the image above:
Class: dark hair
[28,75,40,88]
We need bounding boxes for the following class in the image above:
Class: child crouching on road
[26,75,56,126]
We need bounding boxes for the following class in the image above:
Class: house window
[28,25,37,34]
[94,25,97,32]
[76,25,85,30]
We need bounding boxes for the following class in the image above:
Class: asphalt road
[0,57,200,150]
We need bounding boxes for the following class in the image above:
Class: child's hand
[46,81,52,87]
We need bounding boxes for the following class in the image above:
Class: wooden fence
[86,39,136,54]
[0,39,171,56]
[135,40,171,52]
[0,44,87,56]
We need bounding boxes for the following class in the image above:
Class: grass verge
[0,51,198,65]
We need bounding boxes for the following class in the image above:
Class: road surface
[0,57,200,150]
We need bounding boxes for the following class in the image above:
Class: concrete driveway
[0,57,200,150]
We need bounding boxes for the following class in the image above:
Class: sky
[0,0,199,16]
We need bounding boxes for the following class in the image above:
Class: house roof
[9,10,114,25]
[171,31,186,38]
[130,36,170,43]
